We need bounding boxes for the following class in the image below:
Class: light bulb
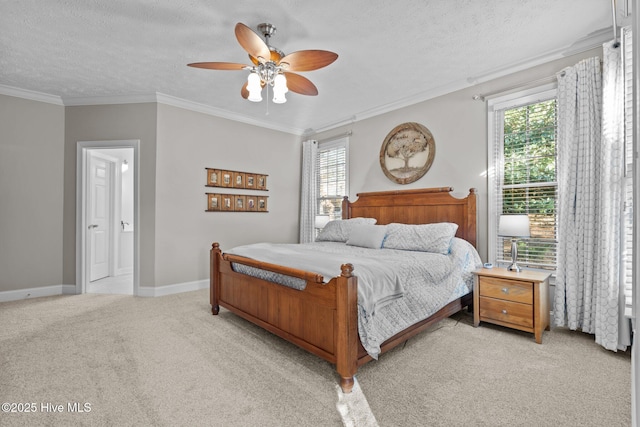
[272,74,288,104]
[247,73,262,102]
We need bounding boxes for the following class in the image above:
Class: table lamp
[498,214,530,272]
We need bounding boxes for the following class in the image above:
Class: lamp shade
[498,214,530,238]
[315,215,330,229]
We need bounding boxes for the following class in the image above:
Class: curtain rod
[472,76,557,102]
[317,130,353,143]
[611,0,620,48]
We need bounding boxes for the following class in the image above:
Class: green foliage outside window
[501,99,557,269]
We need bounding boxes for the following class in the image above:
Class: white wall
[154,103,301,287]
[63,102,301,289]
[0,94,65,292]
[64,103,158,287]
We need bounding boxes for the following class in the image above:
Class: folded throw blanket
[227,243,404,315]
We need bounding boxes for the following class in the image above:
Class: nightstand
[473,268,550,343]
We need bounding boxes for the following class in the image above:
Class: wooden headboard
[342,187,477,248]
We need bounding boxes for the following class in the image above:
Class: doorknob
[88,224,98,229]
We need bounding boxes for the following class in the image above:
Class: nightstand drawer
[479,277,532,304]
[479,297,533,328]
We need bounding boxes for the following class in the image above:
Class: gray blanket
[227,242,404,315]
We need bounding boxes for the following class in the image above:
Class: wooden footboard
[209,187,477,393]
[211,243,472,393]
[210,243,359,392]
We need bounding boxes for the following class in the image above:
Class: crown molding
[62,93,158,106]
[63,92,303,135]
[1,87,303,135]
[154,93,305,135]
[467,28,611,85]
[303,27,611,136]
[0,84,64,105]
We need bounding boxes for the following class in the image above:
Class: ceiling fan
[188,22,338,104]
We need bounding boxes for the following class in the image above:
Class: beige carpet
[0,289,631,426]
[356,313,632,427]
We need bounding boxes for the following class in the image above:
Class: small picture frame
[207,169,220,186]
[235,195,246,211]
[221,195,234,211]
[257,196,268,212]
[257,175,267,190]
[207,193,221,211]
[245,174,255,188]
[246,196,257,211]
[222,172,233,187]
[233,172,245,189]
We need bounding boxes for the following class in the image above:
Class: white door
[88,153,112,281]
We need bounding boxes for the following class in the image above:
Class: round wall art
[379,122,436,184]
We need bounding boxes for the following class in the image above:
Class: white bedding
[227,237,482,358]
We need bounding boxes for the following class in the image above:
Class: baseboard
[137,279,208,297]
[0,284,77,303]
[0,279,208,303]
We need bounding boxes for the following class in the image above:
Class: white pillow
[316,217,377,242]
[346,224,387,249]
[382,222,459,254]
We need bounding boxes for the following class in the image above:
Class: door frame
[76,140,140,295]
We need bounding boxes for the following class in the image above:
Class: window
[488,85,558,272]
[316,137,349,221]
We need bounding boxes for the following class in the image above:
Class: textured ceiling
[0,0,624,135]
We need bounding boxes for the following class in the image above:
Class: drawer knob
[501,287,509,294]
[502,309,508,314]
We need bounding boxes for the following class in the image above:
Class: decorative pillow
[382,222,459,254]
[316,217,377,242]
[346,224,387,249]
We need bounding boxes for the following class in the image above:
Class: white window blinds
[489,88,558,271]
[316,137,348,220]
[622,26,634,317]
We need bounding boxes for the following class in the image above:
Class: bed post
[210,242,221,315]
[466,188,478,249]
[335,263,358,393]
[341,196,351,219]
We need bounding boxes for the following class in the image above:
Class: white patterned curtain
[554,46,628,351]
[600,40,631,351]
[299,140,318,243]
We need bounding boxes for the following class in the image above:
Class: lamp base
[508,238,522,272]
[507,263,522,272]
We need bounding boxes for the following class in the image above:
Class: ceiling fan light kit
[188,22,338,105]
[246,72,263,102]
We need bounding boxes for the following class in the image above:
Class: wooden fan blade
[284,72,318,96]
[235,23,270,63]
[187,62,248,70]
[279,50,338,72]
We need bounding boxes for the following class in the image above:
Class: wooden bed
[210,187,477,393]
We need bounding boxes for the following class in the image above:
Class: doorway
[76,140,139,296]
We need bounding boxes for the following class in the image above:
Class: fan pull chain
[265,84,270,115]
